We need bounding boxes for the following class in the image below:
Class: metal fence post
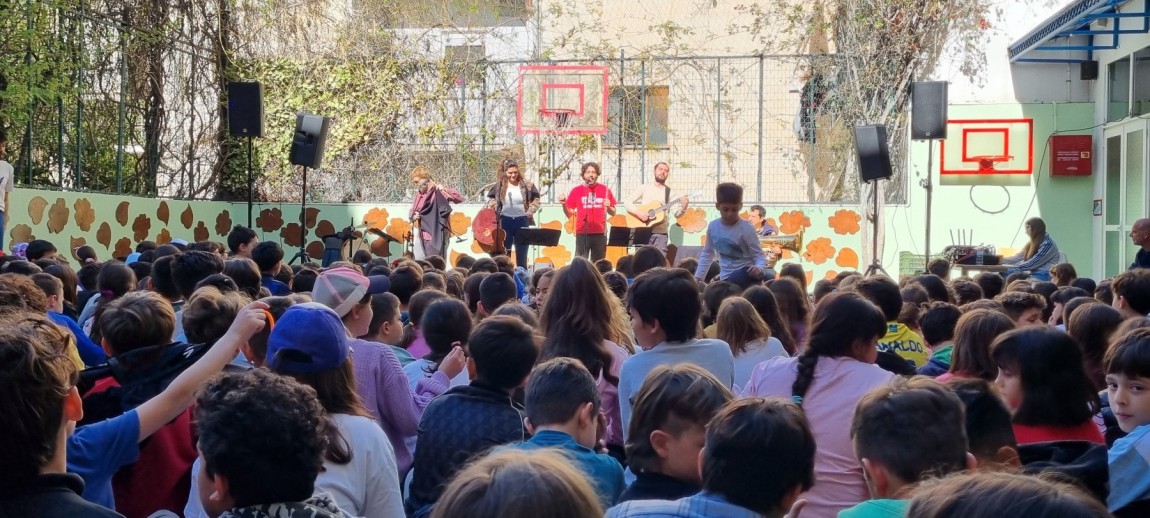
[617,49,624,194]
[715,58,721,184]
[75,9,85,190]
[757,54,764,202]
[116,31,126,194]
[480,61,487,189]
[640,59,646,181]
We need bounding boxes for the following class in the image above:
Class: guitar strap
[664,185,670,205]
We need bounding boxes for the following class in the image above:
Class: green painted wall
[885,102,1095,274]
[5,102,1092,284]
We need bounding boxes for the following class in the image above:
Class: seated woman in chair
[1003,217,1060,281]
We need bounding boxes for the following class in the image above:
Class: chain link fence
[10,15,898,205]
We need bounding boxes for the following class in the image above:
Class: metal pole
[924,141,934,271]
[757,54,764,201]
[640,59,646,180]
[715,58,722,183]
[480,62,487,189]
[115,32,126,194]
[76,3,85,189]
[617,49,624,193]
[247,136,254,227]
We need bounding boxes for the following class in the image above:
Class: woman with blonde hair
[430,449,602,518]
[539,257,631,455]
[1003,217,1060,281]
[408,165,463,260]
[716,297,788,390]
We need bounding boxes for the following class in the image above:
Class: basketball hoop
[972,155,1013,172]
[539,108,576,133]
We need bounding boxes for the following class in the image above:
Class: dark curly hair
[195,369,327,508]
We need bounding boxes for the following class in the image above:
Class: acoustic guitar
[622,190,702,228]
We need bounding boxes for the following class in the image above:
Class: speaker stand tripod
[246,135,255,228]
[289,165,312,265]
[863,178,888,277]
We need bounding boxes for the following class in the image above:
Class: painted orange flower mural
[385,218,413,244]
[10,224,33,245]
[216,211,233,236]
[450,212,472,238]
[132,214,152,242]
[281,223,304,247]
[675,208,708,234]
[194,221,210,243]
[157,228,172,245]
[363,208,390,231]
[803,237,836,265]
[778,210,810,235]
[47,198,69,234]
[28,196,48,225]
[828,210,862,235]
[540,220,563,231]
[541,245,573,268]
[825,270,840,281]
[114,238,133,259]
[836,247,860,269]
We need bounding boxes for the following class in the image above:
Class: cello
[472,171,508,255]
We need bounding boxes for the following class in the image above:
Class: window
[606,86,669,148]
[444,44,485,86]
[1109,55,1131,122]
[1134,47,1150,116]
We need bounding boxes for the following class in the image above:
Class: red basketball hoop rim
[539,108,576,129]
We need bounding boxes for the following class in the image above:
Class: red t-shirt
[565,184,616,234]
[1013,421,1105,445]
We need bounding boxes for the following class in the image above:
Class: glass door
[1103,120,1149,277]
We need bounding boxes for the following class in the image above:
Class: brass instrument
[759,230,803,268]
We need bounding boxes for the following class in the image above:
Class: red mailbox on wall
[1050,135,1093,176]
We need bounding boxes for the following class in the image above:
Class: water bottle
[976,248,984,265]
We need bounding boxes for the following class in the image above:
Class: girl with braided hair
[740,291,893,517]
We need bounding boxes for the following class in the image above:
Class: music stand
[367,228,400,258]
[607,227,652,250]
[516,228,562,268]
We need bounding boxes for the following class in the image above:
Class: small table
[956,263,1008,278]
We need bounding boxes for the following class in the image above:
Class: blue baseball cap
[266,302,350,374]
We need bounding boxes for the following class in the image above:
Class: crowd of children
[4,180,1150,518]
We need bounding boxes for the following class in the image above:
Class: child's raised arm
[135,301,268,440]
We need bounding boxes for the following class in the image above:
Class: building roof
[1010,0,1148,63]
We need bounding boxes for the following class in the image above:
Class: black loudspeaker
[911,81,948,140]
[1081,60,1099,80]
[854,124,893,182]
[288,113,331,169]
[227,82,264,137]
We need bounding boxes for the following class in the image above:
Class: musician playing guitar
[485,158,540,267]
[625,162,689,253]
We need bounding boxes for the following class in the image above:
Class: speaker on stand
[287,113,332,265]
[911,81,948,273]
[227,82,265,228]
[854,124,893,277]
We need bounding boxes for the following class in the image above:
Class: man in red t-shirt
[564,162,616,261]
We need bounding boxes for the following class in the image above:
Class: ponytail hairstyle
[89,261,137,345]
[743,286,797,355]
[420,298,473,373]
[790,292,886,406]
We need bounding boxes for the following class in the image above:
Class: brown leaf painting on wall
[28,196,48,225]
[132,214,152,242]
[70,237,86,261]
[74,199,96,231]
[10,224,33,245]
[157,228,172,245]
[315,220,336,241]
[116,201,130,226]
[181,205,194,229]
[47,198,69,234]
[194,221,210,243]
[281,223,304,247]
[114,237,133,259]
[157,201,170,224]
[305,241,324,260]
[97,222,112,248]
[257,208,284,233]
[216,211,233,236]
[305,208,320,229]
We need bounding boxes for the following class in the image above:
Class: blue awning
[1009,0,1150,63]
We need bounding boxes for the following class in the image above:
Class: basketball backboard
[939,119,1034,175]
[517,65,609,135]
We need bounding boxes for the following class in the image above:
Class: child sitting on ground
[503,357,626,508]
[620,267,734,435]
[430,449,604,518]
[853,276,927,370]
[1104,328,1150,515]
[945,378,1021,471]
[916,302,963,377]
[620,364,734,503]
[406,316,540,515]
[839,377,974,517]
[693,182,769,285]
[195,369,348,518]
[607,398,816,518]
[404,298,472,391]
[908,471,1111,517]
